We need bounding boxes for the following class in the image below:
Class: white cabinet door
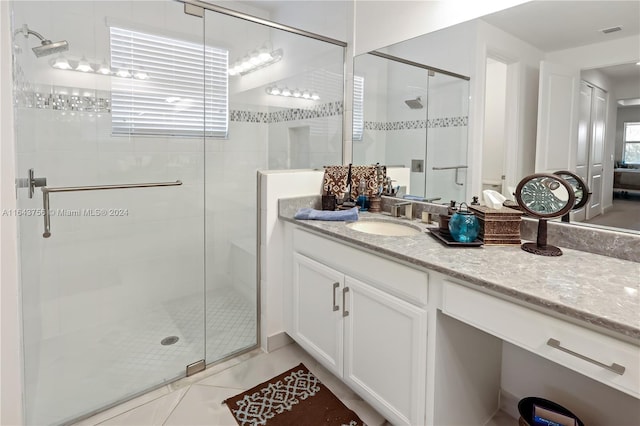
[343,276,427,426]
[292,253,344,377]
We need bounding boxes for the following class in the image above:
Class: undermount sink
[346,220,422,236]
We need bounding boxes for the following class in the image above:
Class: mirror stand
[522,219,562,257]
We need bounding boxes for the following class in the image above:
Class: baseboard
[499,389,521,420]
[266,331,294,352]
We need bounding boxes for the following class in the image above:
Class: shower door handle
[41,179,183,238]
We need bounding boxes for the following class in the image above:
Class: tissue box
[469,205,522,245]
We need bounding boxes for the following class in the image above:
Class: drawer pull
[332,282,339,311]
[547,338,626,375]
[343,287,350,317]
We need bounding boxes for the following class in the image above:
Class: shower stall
[9,0,344,424]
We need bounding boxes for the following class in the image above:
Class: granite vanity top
[279,197,640,343]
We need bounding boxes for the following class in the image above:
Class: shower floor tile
[26,287,256,426]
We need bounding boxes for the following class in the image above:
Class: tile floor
[72,342,390,426]
[26,287,256,425]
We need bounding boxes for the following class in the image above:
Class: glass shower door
[425,72,470,203]
[12,1,206,424]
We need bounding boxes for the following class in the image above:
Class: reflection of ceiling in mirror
[481,1,640,52]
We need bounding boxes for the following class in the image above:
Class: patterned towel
[323,165,385,200]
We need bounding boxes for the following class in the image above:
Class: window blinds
[110,27,228,138]
[353,75,364,141]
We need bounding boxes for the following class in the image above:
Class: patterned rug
[223,363,366,426]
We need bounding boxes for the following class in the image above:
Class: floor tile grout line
[161,384,193,426]
[94,385,173,426]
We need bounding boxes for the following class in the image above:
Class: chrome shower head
[405,96,423,109]
[16,24,69,58]
[32,39,69,57]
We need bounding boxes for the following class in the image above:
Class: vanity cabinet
[289,229,428,426]
[292,253,344,377]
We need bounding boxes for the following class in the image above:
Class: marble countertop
[279,197,640,343]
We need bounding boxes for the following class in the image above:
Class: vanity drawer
[442,281,640,398]
[293,228,428,307]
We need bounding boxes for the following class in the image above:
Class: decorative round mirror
[553,170,590,221]
[515,173,576,256]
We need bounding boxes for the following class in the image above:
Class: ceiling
[597,62,640,80]
[482,0,640,52]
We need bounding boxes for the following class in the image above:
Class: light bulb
[311,93,320,100]
[293,89,302,98]
[228,67,238,76]
[75,56,93,73]
[271,87,281,95]
[52,55,72,70]
[281,87,291,97]
[97,61,111,75]
[249,51,262,65]
[116,69,131,78]
[134,70,149,80]
[302,91,311,99]
[258,48,272,62]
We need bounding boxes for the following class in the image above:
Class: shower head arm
[15,24,47,42]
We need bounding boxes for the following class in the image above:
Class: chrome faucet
[391,201,412,218]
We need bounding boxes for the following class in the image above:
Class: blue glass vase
[448,205,479,243]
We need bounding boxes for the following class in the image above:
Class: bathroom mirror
[515,174,575,219]
[352,52,470,202]
[554,170,590,212]
[352,0,640,235]
[515,173,575,256]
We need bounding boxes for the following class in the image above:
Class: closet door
[574,81,592,222]
[587,86,607,220]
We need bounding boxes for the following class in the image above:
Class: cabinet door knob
[342,287,350,317]
[547,338,626,375]
[332,282,340,311]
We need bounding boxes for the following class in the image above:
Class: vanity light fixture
[265,85,319,101]
[49,56,149,80]
[228,48,283,76]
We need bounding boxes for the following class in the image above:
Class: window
[352,75,364,141]
[623,122,640,164]
[110,27,228,138]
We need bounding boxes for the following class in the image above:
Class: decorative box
[468,205,522,245]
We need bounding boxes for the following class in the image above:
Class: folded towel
[403,194,425,201]
[294,207,359,221]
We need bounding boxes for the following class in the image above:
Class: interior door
[535,61,580,173]
[574,81,592,222]
[587,86,607,220]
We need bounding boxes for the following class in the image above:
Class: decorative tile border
[364,116,468,131]
[230,101,344,124]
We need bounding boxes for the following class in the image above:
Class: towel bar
[41,180,182,238]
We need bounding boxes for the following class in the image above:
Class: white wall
[482,59,507,190]
[353,0,529,55]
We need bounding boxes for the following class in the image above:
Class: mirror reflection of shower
[14,24,69,57]
[405,96,424,109]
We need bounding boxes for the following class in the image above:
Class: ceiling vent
[601,26,623,34]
